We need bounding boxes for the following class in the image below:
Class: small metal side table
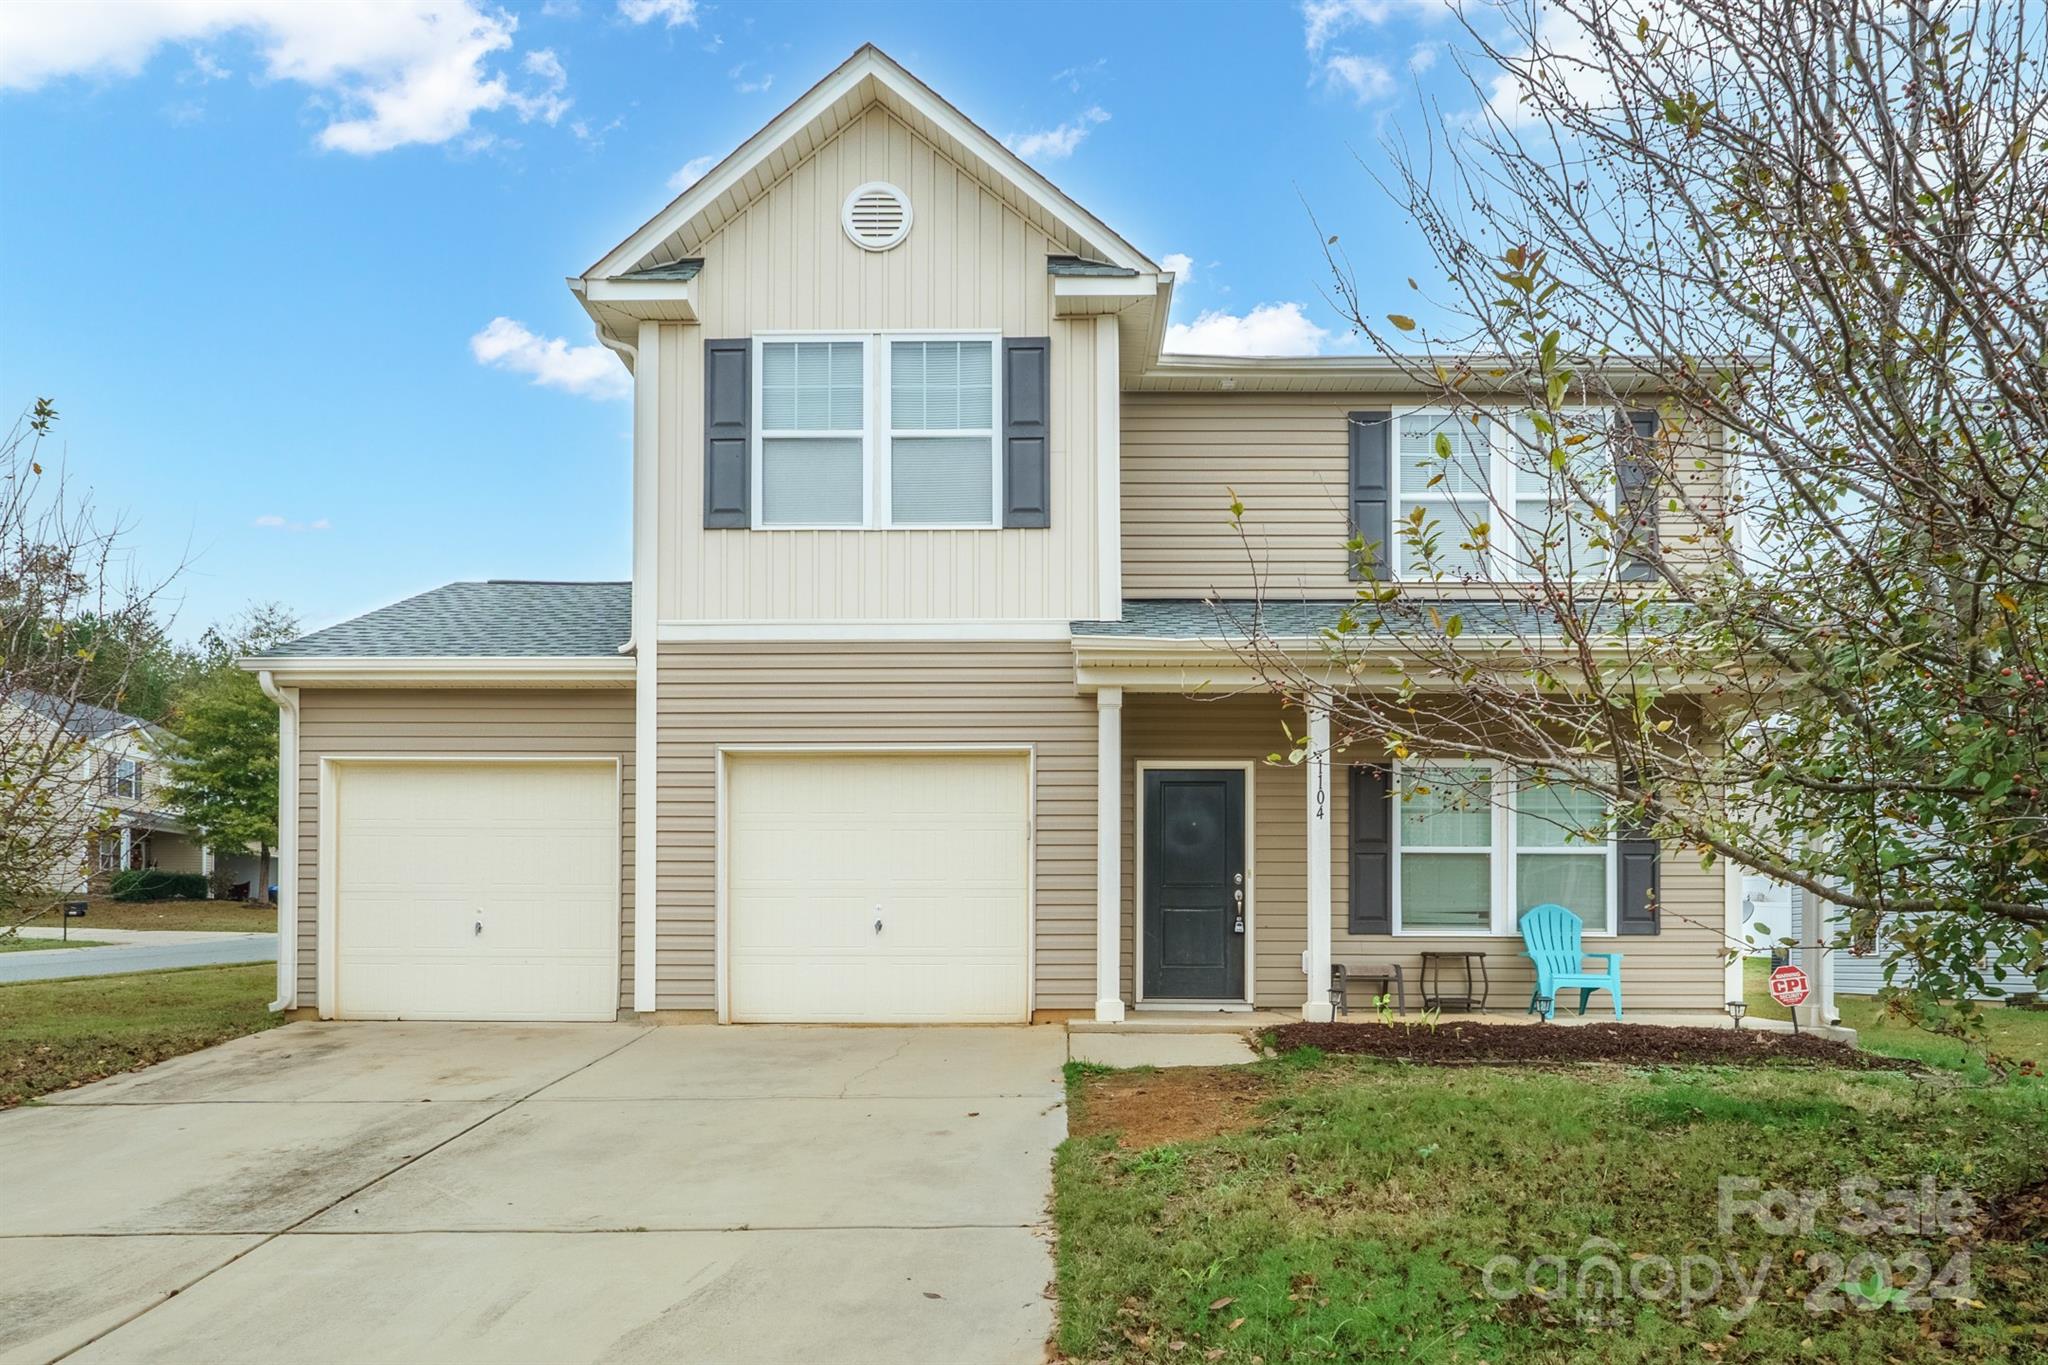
[1418,951,1491,1012]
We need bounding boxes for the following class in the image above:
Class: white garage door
[726,751,1030,1023]
[333,761,619,1021]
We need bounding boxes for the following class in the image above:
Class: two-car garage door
[326,752,1029,1024]
[332,761,619,1021]
[725,752,1031,1023]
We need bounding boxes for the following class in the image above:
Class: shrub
[109,869,209,902]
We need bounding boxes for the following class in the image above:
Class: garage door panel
[727,752,1030,1023]
[335,762,618,1022]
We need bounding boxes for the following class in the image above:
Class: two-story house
[247,46,1733,1024]
[9,691,207,885]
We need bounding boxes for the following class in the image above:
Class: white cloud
[1004,106,1109,161]
[1322,53,1393,103]
[470,317,631,400]
[1408,42,1438,75]
[1051,58,1105,95]
[253,514,332,533]
[1302,0,1443,55]
[1161,252,1195,284]
[667,154,716,191]
[728,62,771,94]
[1164,303,1334,357]
[0,1,574,155]
[617,0,697,24]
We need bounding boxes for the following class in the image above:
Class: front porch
[1076,643,1734,1027]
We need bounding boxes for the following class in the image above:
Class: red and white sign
[1768,963,1811,1007]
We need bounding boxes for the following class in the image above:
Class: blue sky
[0,0,1504,638]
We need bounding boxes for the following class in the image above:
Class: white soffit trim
[243,657,635,687]
[584,45,1156,280]
[657,620,1073,642]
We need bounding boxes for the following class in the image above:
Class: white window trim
[1389,405,1618,583]
[109,757,141,800]
[1390,760,1618,938]
[751,330,1001,531]
[751,334,872,530]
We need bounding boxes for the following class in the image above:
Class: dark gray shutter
[1616,409,1660,581]
[1348,764,1392,934]
[1618,838,1661,935]
[703,338,750,529]
[1348,411,1391,580]
[1002,337,1051,528]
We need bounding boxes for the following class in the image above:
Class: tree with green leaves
[1234,0,2047,1026]
[160,605,297,902]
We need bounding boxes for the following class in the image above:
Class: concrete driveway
[0,1023,1068,1364]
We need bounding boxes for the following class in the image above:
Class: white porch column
[1302,703,1336,1022]
[1796,886,1838,1029]
[631,319,661,1016]
[1094,687,1126,1022]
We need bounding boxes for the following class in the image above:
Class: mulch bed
[1266,1019,1916,1071]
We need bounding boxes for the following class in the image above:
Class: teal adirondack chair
[1518,903,1624,1020]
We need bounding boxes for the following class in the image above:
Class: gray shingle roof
[1071,598,1627,639]
[617,258,703,281]
[257,581,631,659]
[15,689,152,738]
[1046,254,1139,278]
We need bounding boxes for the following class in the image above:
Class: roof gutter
[256,670,298,1013]
[237,656,635,688]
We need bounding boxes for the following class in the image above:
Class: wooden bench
[1330,961,1407,1016]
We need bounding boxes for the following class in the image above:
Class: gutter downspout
[256,670,299,1013]
[625,321,660,1016]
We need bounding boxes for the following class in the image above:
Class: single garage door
[333,760,619,1021]
[726,751,1030,1023]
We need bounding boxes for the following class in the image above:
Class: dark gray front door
[1142,769,1247,1001]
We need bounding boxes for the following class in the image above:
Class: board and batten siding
[1119,392,1726,599]
[292,690,635,1010]
[1121,692,1728,1011]
[654,642,1097,1013]
[654,102,1106,624]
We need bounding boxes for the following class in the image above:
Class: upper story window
[108,757,141,800]
[1393,408,1615,581]
[753,333,999,529]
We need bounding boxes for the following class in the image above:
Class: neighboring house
[244,46,1737,1024]
[11,691,206,884]
[1780,886,2036,1003]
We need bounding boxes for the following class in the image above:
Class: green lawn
[1055,1042,2048,1362]
[12,899,277,934]
[0,937,110,953]
[0,964,282,1106]
[1743,957,2048,1074]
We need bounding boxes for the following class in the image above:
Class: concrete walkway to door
[0,1023,1067,1364]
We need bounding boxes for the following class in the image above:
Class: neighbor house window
[108,758,141,800]
[754,333,999,529]
[1392,762,1616,935]
[1393,408,1616,581]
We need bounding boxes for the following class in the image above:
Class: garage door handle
[474,920,483,936]
[874,915,883,935]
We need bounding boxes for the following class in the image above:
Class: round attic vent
[842,182,912,251]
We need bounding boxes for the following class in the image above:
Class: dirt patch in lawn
[1267,1020,1915,1071]
[1071,1067,1277,1148]
[1984,1175,2048,1244]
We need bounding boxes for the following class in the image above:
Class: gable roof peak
[582,44,1155,283]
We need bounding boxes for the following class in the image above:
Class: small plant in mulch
[1263,1019,1919,1070]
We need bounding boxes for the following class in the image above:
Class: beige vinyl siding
[292,689,635,1010]
[654,103,1106,624]
[654,642,1096,1012]
[1121,692,1728,1011]
[1120,393,1726,598]
[148,832,205,876]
